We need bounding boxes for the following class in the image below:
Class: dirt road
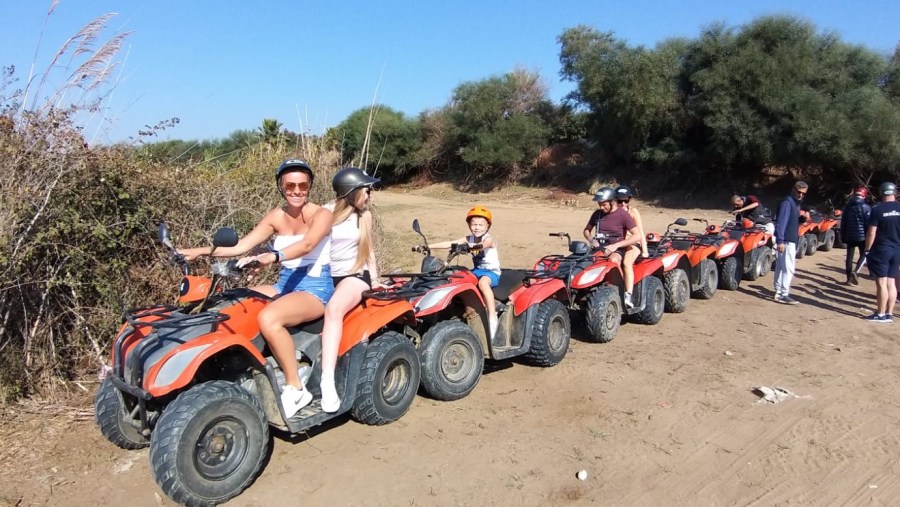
[2,187,896,506]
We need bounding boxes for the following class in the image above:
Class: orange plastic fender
[411,284,485,318]
[339,298,416,356]
[145,332,265,397]
[178,275,213,304]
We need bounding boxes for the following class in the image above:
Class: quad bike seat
[492,269,530,302]
[250,317,325,354]
[671,239,694,252]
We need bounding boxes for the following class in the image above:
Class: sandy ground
[2,187,898,507]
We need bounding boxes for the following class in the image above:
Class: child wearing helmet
[178,158,335,418]
[318,167,382,412]
[430,205,502,337]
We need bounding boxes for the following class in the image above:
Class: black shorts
[332,270,372,289]
[867,248,900,278]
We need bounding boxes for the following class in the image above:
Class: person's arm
[774,200,790,245]
[245,206,334,268]
[865,225,876,252]
[734,200,760,214]
[583,211,599,243]
[361,211,381,286]
[630,208,649,256]
[474,234,495,249]
[430,237,467,249]
[607,226,642,252]
[178,209,277,261]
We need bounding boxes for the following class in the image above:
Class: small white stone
[576,470,588,481]
[724,351,734,356]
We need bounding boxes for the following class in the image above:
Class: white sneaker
[320,378,341,413]
[624,292,634,310]
[281,385,312,419]
[489,315,499,338]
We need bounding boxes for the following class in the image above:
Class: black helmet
[592,187,615,203]
[332,167,380,199]
[614,185,633,200]
[880,182,897,197]
[276,159,314,186]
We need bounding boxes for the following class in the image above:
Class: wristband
[273,250,284,263]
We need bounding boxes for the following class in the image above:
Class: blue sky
[2,0,898,144]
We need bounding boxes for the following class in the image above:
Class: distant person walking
[840,186,871,286]
[772,181,809,305]
[862,182,900,323]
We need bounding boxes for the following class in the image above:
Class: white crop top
[324,201,364,277]
[272,231,331,276]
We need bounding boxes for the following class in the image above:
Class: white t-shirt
[324,202,364,277]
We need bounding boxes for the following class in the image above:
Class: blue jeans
[274,265,335,304]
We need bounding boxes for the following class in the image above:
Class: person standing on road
[862,182,900,323]
[772,181,809,305]
[840,186,871,286]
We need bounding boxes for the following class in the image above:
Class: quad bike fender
[413,285,484,318]
[145,332,265,397]
[633,257,664,280]
[511,278,566,316]
[716,240,741,259]
[340,299,416,356]
[687,245,716,266]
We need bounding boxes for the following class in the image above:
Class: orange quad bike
[720,218,775,283]
[806,207,840,254]
[647,218,722,302]
[365,219,571,401]
[534,230,666,344]
[95,224,420,507]
[642,218,694,314]
[796,211,820,259]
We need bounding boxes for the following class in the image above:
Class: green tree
[258,118,283,148]
[326,106,422,181]
[445,68,552,180]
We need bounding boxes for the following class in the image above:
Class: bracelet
[273,250,284,263]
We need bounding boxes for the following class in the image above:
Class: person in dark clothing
[863,182,900,323]
[731,194,774,236]
[772,181,808,305]
[840,186,872,285]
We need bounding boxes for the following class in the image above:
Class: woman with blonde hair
[615,185,649,258]
[318,167,382,412]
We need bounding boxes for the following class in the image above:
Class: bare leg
[622,246,640,294]
[478,276,498,336]
[258,291,325,388]
[321,277,367,373]
[875,278,889,315]
[887,277,897,315]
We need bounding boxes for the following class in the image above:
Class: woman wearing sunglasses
[178,158,335,417]
[614,185,649,258]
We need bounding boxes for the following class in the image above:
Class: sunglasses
[617,199,630,204]
[283,181,310,193]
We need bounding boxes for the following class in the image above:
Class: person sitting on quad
[178,159,334,418]
[615,185,649,258]
[319,167,383,412]
[841,186,872,286]
[583,187,642,309]
[731,194,775,235]
[430,206,502,337]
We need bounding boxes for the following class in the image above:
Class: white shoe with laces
[624,292,634,310]
[281,385,312,419]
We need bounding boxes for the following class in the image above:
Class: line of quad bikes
[94,206,843,506]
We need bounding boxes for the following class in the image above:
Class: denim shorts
[274,265,334,304]
[473,269,500,288]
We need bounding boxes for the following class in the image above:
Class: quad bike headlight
[153,344,212,389]
[575,266,607,286]
[661,253,679,270]
[415,286,457,314]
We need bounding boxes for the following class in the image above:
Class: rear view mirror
[675,218,688,226]
[212,228,239,248]
[412,219,421,235]
[158,222,174,249]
